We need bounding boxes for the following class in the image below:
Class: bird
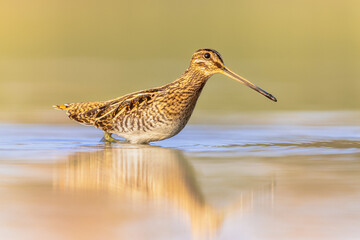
[54,49,277,144]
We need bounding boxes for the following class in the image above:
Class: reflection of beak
[221,67,277,102]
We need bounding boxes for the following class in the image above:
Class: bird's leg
[103,132,118,143]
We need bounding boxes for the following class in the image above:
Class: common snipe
[54,49,277,144]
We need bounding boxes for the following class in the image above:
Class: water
[0,112,360,240]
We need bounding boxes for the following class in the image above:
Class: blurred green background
[0,0,359,115]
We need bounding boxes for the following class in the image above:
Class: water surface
[0,112,360,240]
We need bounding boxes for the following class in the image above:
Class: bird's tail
[53,102,104,126]
[53,103,72,110]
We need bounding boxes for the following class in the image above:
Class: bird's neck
[165,67,213,111]
[172,66,213,91]
[159,67,213,121]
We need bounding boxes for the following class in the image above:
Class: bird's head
[190,49,277,102]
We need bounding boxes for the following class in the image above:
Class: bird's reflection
[54,145,274,238]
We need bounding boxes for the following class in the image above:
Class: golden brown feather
[54,49,277,144]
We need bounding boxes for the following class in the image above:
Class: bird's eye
[204,53,210,59]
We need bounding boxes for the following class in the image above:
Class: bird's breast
[111,83,206,143]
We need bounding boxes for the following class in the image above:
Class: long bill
[221,67,277,102]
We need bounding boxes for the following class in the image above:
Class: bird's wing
[54,87,165,130]
[93,92,156,130]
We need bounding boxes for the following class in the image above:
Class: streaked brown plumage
[54,49,277,144]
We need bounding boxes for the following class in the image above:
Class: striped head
[189,49,277,102]
[190,49,225,74]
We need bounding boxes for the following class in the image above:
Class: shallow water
[1,112,360,240]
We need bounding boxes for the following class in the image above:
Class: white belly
[112,121,185,144]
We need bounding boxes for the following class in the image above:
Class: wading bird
[54,49,277,144]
